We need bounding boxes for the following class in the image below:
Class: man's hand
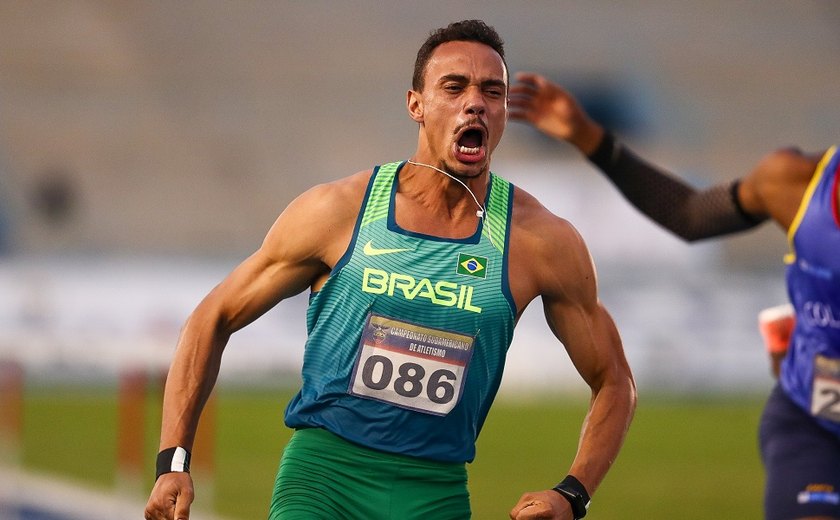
[509,489,572,520]
[508,72,603,156]
[757,303,795,378]
[144,472,194,520]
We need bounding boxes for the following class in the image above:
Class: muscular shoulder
[508,187,597,308]
[262,169,373,268]
[741,147,825,228]
[757,147,822,182]
[292,169,372,222]
[510,188,581,246]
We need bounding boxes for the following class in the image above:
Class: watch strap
[551,475,590,519]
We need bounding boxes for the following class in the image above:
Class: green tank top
[284,161,516,462]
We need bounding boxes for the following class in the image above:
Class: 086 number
[361,355,457,404]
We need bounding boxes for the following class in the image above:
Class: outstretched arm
[509,203,636,520]
[509,72,768,241]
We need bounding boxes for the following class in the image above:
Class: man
[508,71,840,520]
[144,22,636,520]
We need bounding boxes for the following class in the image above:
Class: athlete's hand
[509,489,572,520]
[144,472,194,520]
[508,71,603,156]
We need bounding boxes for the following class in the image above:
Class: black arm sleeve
[586,131,767,242]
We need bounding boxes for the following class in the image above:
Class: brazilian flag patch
[456,253,488,279]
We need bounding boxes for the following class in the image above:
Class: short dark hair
[412,19,506,92]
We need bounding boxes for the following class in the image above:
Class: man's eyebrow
[438,74,469,84]
[481,79,507,90]
[438,74,507,89]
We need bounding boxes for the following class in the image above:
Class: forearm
[146,322,220,520]
[159,316,229,451]
[566,375,636,495]
[586,132,767,241]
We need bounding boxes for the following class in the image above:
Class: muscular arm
[509,197,636,519]
[509,72,768,242]
[157,240,322,451]
[145,175,366,520]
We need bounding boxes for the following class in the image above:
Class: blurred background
[0,1,838,518]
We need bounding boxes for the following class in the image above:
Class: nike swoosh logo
[363,240,414,256]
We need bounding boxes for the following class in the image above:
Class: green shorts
[268,427,471,520]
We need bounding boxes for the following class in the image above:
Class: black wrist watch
[552,475,591,519]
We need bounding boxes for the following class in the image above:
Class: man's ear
[407,90,424,123]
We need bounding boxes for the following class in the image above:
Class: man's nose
[464,87,486,116]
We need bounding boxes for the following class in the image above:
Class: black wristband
[729,179,764,225]
[552,475,591,519]
[155,446,191,480]
[586,130,621,173]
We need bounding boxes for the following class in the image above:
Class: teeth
[459,145,480,155]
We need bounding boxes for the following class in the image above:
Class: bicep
[204,246,321,334]
[536,220,626,388]
[201,188,339,334]
[543,291,624,390]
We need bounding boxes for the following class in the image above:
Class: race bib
[811,355,840,423]
[349,313,474,416]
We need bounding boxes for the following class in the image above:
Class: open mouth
[456,127,486,157]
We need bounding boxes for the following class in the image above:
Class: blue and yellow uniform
[781,145,840,435]
[271,161,516,519]
[760,146,840,519]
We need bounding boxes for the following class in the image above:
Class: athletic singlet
[284,161,517,462]
[781,145,840,437]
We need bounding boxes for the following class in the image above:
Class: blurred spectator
[30,167,77,227]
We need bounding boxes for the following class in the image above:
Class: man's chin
[456,169,485,180]
[445,162,486,180]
